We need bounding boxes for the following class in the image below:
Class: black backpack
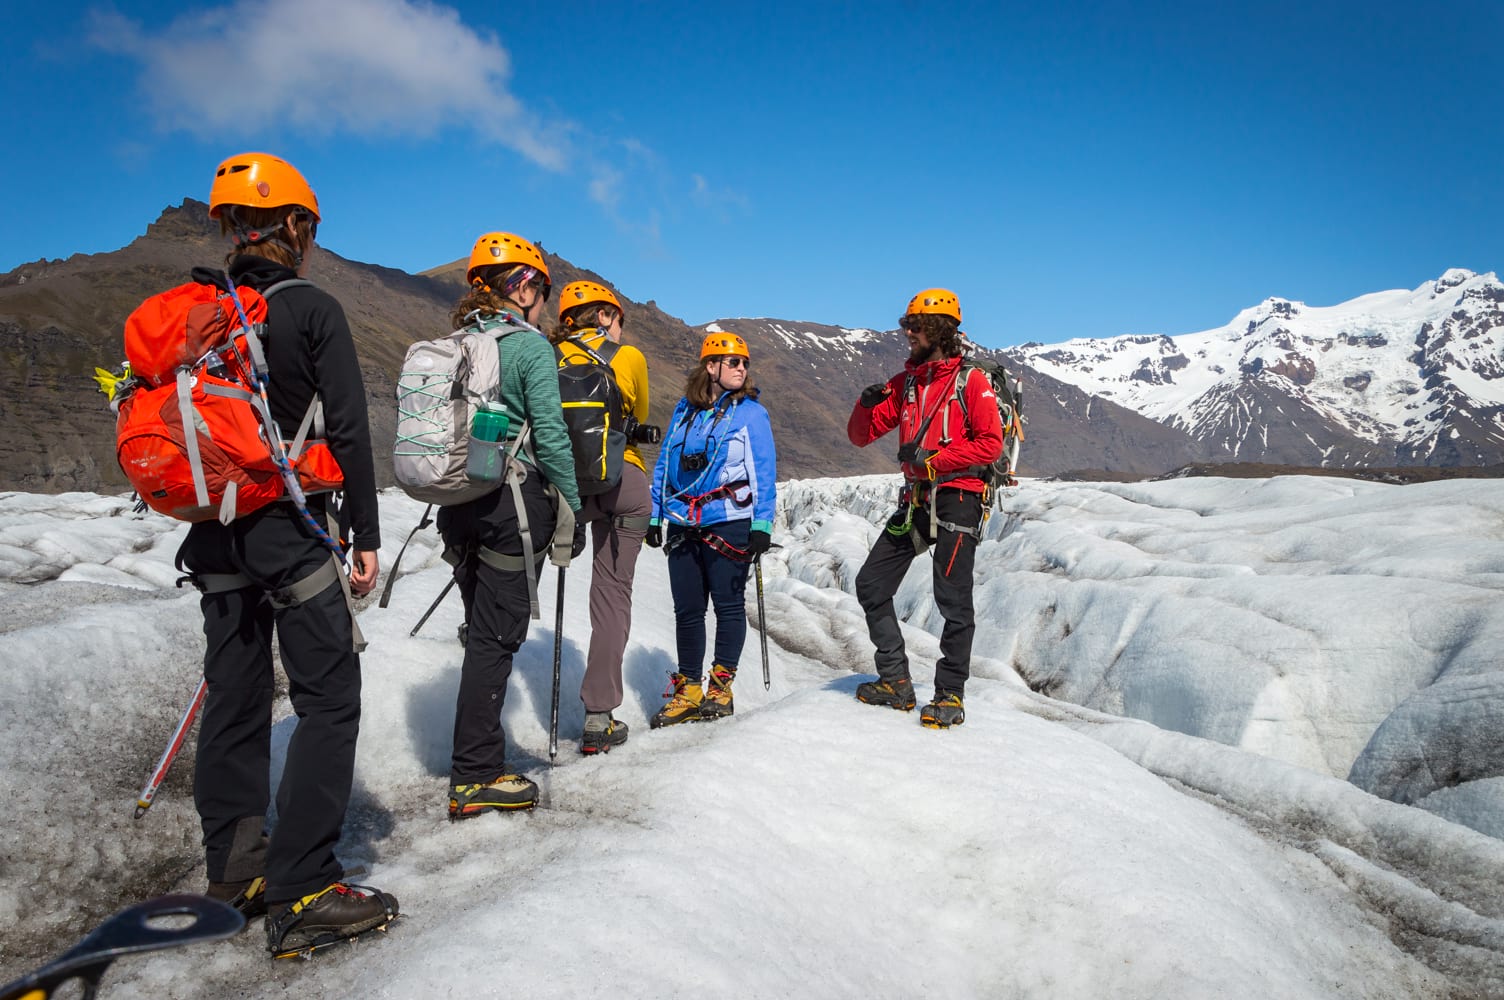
[556,336,628,496]
[956,356,1024,489]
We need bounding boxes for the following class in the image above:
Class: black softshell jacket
[226,255,381,550]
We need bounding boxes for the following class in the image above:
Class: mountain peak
[142,198,219,242]
[1433,268,1479,294]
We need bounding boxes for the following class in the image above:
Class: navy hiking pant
[438,468,557,784]
[181,504,359,906]
[666,519,753,683]
[855,487,983,697]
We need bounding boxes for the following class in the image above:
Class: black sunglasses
[716,356,749,369]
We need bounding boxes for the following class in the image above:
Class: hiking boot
[207,876,267,919]
[649,673,703,729]
[701,664,735,720]
[448,774,539,818]
[581,713,629,755]
[264,882,399,958]
[920,692,965,729]
[855,676,916,711]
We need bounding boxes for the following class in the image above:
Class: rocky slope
[0,202,1206,494]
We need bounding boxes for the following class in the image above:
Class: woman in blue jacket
[646,332,777,727]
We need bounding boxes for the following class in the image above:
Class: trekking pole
[549,566,565,762]
[134,677,207,819]
[755,555,770,691]
[0,895,243,1000]
[409,576,456,637]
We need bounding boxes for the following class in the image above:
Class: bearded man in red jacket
[846,288,1003,729]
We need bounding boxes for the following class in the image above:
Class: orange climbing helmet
[466,232,551,298]
[700,331,750,360]
[208,152,320,221]
[904,288,961,323]
[558,281,622,326]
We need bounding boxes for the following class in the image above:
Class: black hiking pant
[666,519,753,683]
[438,469,558,784]
[181,504,359,906]
[855,487,983,697]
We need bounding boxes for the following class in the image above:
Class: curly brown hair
[902,313,964,358]
[450,264,534,330]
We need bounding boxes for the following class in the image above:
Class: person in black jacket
[175,152,397,956]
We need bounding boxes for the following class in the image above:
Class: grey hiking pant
[577,463,651,713]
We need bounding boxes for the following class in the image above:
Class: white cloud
[89,0,565,170]
[689,172,751,219]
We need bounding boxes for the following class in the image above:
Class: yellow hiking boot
[649,672,703,729]
[700,664,735,720]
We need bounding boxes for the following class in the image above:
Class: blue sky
[2,1,1499,348]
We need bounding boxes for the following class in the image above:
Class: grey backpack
[393,315,530,505]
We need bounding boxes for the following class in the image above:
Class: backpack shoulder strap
[261,278,316,300]
[469,315,528,343]
[953,361,980,420]
[564,332,619,367]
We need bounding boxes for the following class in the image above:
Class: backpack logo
[556,337,627,496]
[111,270,342,523]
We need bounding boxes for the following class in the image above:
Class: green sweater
[482,316,581,512]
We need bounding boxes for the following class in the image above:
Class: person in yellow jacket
[550,281,658,754]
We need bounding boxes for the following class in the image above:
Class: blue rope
[222,274,345,561]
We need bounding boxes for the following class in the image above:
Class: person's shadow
[403,628,587,775]
[624,643,680,719]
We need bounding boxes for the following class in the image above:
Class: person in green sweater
[440,232,582,818]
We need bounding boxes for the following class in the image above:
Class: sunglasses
[899,316,919,331]
[715,356,749,369]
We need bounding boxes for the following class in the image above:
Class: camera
[680,451,709,472]
[623,417,663,445]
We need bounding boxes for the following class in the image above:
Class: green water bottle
[467,402,511,482]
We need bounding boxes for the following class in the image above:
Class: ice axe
[0,895,243,1000]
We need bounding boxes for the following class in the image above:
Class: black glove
[747,529,772,557]
[571,521,587,558]
[860,383,891,408]
[645,524,663,549]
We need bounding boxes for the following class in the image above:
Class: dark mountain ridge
[0,201,1225,495]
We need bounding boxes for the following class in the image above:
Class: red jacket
[847,355,1003,493]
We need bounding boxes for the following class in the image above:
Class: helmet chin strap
[225,207,306,266]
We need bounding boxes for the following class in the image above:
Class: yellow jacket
[556,328,652,472]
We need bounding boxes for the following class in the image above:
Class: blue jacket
[651,391,777,532]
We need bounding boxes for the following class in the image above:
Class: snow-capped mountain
[702,317,1223,477]
[1015,270,1504,467]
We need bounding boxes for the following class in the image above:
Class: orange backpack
[113,269,343,523]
